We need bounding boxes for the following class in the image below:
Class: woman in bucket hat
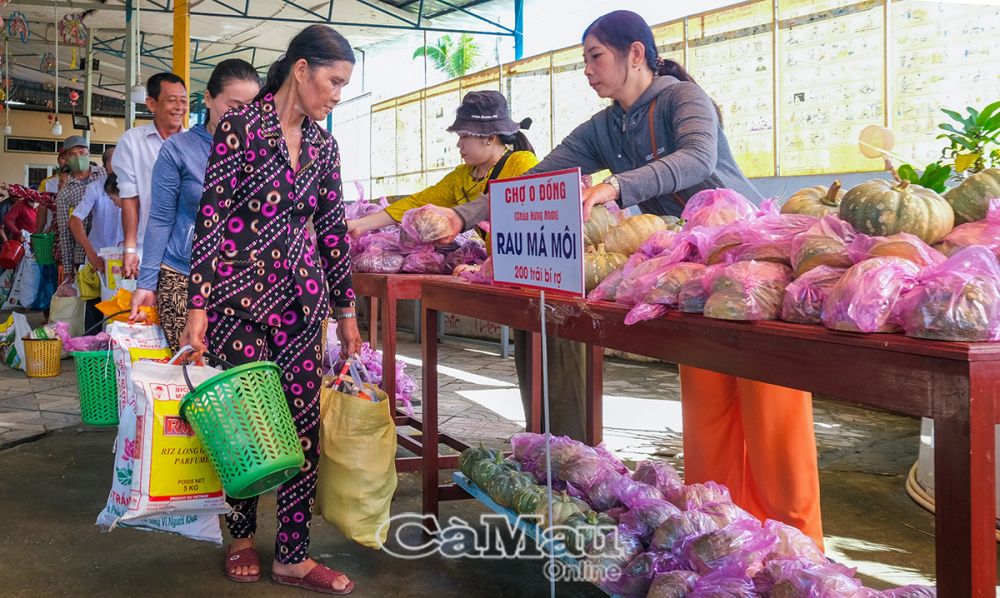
[346,90,537,238]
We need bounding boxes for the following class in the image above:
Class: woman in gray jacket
[446,10,824,547]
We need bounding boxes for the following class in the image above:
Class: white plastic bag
[0,313,31,370]
[121,359,228,522]
[2,256,39,310]
[96,323,223,544]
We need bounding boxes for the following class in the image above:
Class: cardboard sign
[488,168,585,297]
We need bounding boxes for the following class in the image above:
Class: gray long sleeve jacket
[454,75,762,227]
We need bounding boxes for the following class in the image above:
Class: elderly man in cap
[55,135,105,291]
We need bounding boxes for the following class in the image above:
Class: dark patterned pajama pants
[207,310,324,565]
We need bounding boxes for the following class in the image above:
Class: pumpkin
[944,168,1000,224]
[400,204,452,245]
[781,180,844,217]
[584,204,618,246]
[559,510,617,555]
[584,244,628,293]
[512,484,547,515]
[532,491,589,527]
[470,453,519,488]
[605,214,669,256]
[485,470,534,508]
[459,443,498,479]
[661,215,683,231]
[838,175,954,244]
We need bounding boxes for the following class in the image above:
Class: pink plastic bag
[601,551,681,598]
[344,182,389,220]
[401,247,446,273]
[704,261,792,321]
[55,320,111,352]
[763,519,827,564]
[781,265,847,325]
[616,254,696,307]
[588,269,625,302]
[581,468,625,511]
[848,232,946,267]
[681,189,758,231]
[443,242,487,273]
[351,229,400,257]
[650,509,720,552]
[678,264,728,314]
[689,564,757,598]
[790,215,856,277]
[458,257,493,284]
[632,460,685,502]
[679,519,777,575]
[617,498,681,543]
[584,529,644,579]
[939,198,1000,258]
[648,570,700,598]
[698,501,755,528]
[638,229,682,258]
[400,204,454,245]
[671,481,732,510]
[894,245,1000,342]
[353,247,404,273]
[822,257,921,333]
[752,559,867,597]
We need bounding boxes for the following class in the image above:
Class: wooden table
[351,273,462,473]
[419,278,1000,598]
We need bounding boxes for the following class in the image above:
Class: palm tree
[412,34,480,79]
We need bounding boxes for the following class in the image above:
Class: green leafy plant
[412,34,480,79]
[937,101,1000,176]
[897,162,952,193]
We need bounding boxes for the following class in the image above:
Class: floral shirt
[187,94,355,327]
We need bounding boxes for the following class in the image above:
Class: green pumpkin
[470,453,518,488]
[661,215,684,231]
[584,244,628,293]
[532,491,590,527]
[945,168,1000,224]
[558,510,617,555]
[485,470,534,508]
[605,214,669,255]
[839,176,954,244]
[512,485,548,515]
[584,204,618,247]
[459,443,498,479]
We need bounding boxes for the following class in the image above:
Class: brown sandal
[271,563,354,595]
[225,547,261,583]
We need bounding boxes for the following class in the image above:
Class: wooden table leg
[381,290,397,401]
[368,296,379,349]
[528,331,542,434]
[585,343,604,446]
[421,303,440,529]
[933,362,999,597]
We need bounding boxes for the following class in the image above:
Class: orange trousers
[679,365,824,549]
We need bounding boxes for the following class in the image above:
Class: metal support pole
[173,0,191,127]
[83,27,95,143]
[124,0,139,129]
[513,0,524,60]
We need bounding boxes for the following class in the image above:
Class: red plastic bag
[0,240,25,271]
[894,245,1000,342]
[781,265,846,325]
[822,257,921,333]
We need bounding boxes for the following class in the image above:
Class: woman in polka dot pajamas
[183,25,362,595]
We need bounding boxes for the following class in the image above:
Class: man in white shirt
[114,72,188,277]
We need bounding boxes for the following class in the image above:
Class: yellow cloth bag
[318,378,397,549]
[77,264,101,301]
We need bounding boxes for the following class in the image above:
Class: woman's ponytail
[498,117,535,154]
[257,55,292,100]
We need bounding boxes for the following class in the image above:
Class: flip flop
[271,563,355,595]
[225,547,261,583]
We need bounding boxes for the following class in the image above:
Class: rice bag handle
[177,345,238,392]
[80,309,130,336]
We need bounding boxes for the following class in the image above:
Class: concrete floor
[0,333,996,596]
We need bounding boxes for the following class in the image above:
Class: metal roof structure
[0,0,519,105]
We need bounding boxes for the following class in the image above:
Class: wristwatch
[602,175,621,201]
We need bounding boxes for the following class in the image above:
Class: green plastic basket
[74,350,119,426]
[30,233,56,265]
[180,361,305,500]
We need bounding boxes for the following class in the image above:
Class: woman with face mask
[346,91,536,241]
[443,10,824,548]
[182,26,361,593]
[129,59,262,349]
